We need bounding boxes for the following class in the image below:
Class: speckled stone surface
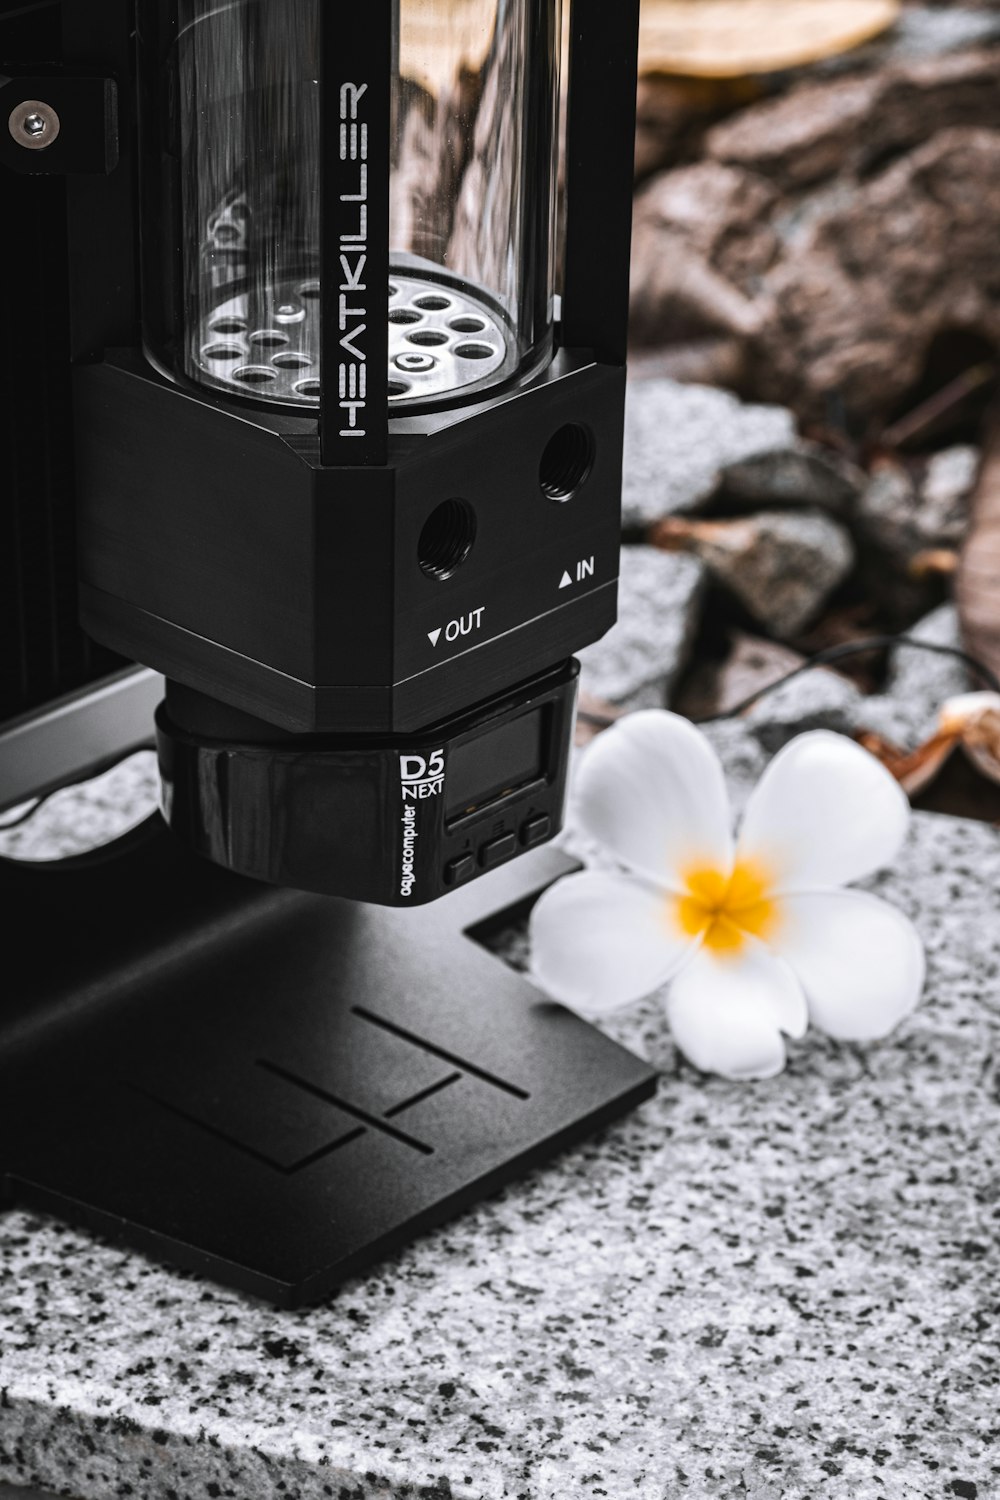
[620,379,795,529]
[577,546,707,711]
[0,752,159,862]
[2,787,998,1499]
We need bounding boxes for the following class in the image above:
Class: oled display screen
[446,711,545,821]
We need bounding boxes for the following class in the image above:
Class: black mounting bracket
[0,823,657,1307]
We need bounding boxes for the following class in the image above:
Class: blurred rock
[709,607,969,755]
[634,74,759,182]
[743,666,864,753]
[633,9,1000,188]
[676,632,808,721]
[716,442,864,516]
[631,9,1000,180]
[630,61,1000,429]
[699,719,770,813]
[628,339,747,389]
[920,444,980,544]
[621,378,796,529]
[819,5,1000,70]
[577,545,707,710]
[853,461,945,619]
[707,73,881,190]
[858,446,977,567]
[857,603,971,745]
[707,47,1000,190]
[887,600,970,697]
[649,509,855,638]
[856,459,921,563]
[629,162,780,352]
[634,75,693,182]
[752,128,1000,426]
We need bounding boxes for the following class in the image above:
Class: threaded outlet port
[539,423,594,502]
[418,499,477,581]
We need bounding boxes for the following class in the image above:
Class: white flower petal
[737,730,910,892]
[665,942,806,1080]
[577,710,734,889]
[757,948,810,1040]
[772,890,925,1041]
[529,869,696,1016]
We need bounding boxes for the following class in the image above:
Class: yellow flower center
[672,859,779,956]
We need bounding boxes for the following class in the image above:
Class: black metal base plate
[0,824,656,1306]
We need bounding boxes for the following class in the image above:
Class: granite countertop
[1,766,999,1500]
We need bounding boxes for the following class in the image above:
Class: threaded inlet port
[539,423,594,502]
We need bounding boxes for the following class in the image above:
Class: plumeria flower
[530,712,925,1080]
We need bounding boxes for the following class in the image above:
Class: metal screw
[8,99,61,151]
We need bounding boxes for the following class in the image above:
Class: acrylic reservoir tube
[137,0,562,411]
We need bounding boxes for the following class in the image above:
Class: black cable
[577,636,1000,732]
[4,640,997,835]
[694,636,1000,725]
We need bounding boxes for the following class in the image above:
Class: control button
[444,853,476,886]
[479,831,517,869]
[520,814,551,848]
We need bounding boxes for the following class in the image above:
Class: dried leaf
[855,729,958,798]
[857,690,1000,802]
[908,548,959,580]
